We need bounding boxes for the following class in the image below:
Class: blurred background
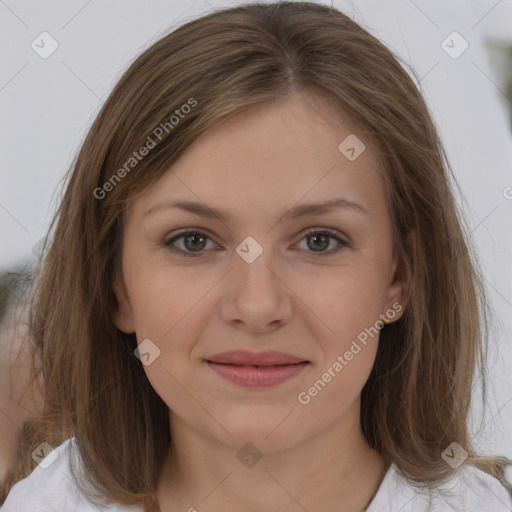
[1,0,511,479]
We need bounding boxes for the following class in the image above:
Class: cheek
[127,261,215,338]
[126,263,219,393]
[294,264,385,400]
[296,277,382,417]
[298,263,387,345]
[139,356,216,439]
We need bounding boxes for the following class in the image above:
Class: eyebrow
[143,197,368,222]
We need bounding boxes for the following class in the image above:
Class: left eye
[163,229,347,258]
[295,229,347,255]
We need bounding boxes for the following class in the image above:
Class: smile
[205,360,310,388]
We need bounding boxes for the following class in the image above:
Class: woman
[1,2,511,511]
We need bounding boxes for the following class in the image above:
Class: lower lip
[205,361,310,388]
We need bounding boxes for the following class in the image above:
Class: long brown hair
[2,1,510,509]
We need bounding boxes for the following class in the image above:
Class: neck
[156,400,389,512]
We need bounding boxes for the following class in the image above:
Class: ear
[112,273,136,334]
[382,229,415,324]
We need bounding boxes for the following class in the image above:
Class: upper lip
[206,350,308,366]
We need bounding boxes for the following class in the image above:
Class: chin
[214,416,306,454]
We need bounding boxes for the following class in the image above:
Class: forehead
[128,93,386,223]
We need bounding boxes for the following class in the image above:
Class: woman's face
[113,93,407,453]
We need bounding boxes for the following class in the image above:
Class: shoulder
[1,438,143,512]
[367,461,512,512]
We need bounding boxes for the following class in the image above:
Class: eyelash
[162,228,348,258]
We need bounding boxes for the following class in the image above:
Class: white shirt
[2,437,511,511]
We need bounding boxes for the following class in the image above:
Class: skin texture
[113,93,409,511]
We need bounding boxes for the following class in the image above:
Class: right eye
[163,230,218,258]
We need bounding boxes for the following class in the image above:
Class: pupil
[309,234,328,251]
[185,233,206,251]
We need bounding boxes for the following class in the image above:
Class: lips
[205,350,308,366]
[204,350,310,388]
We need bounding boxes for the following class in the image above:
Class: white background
[1,0,511,459]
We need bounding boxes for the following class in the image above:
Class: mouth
[206,349,309,366]
[204,350,311,388]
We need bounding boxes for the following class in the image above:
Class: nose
[219,240,294,333]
